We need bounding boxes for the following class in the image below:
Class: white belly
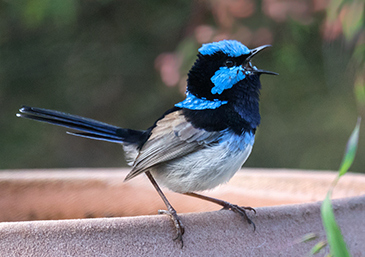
[150,141,253,193]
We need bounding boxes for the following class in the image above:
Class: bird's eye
[225,59,235,68]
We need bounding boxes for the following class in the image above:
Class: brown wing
[124,110,222,181]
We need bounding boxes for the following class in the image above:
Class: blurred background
[1,0,364,172]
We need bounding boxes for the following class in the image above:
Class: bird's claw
[221,203,256,231]
[158,208,185,248]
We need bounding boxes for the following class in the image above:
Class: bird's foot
[220,202,256,231]
[158,207,185,248]
[183,192,257,231]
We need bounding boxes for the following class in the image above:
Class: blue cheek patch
[199,40,250,57]
[211,66,246,95]
[175,92,228,110]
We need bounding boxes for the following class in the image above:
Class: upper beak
[247,45,272,61]
[247,45,278,76]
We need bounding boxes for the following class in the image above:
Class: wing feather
[124,110,222,181]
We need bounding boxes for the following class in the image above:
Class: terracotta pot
[0,168,364,256]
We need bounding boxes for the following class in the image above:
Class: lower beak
[248,45,278,76]
[253,69,279,75]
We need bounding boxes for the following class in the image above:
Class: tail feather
[17,106,147,145]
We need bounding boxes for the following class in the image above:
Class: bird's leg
[183,192,256,231]
[145,171,185,247]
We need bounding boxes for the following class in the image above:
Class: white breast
[150,139,253,193]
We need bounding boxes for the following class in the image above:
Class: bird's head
[176,40,277,110]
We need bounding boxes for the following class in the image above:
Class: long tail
[17,106,148,144]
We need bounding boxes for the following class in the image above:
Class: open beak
[245,45,278,76]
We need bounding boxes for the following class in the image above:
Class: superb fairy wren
[17,40,277,247]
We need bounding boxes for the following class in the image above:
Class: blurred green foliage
[1,0,364,173]
[319,118,360,256]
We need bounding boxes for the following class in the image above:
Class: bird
[17,39,277,247]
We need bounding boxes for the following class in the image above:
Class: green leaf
[296,232,318,244]
[321,193,351,257]
[310,240,327,255]
[319,118,361,257]
[338,117,361,177]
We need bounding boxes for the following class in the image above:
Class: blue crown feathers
[198,40,250,57]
